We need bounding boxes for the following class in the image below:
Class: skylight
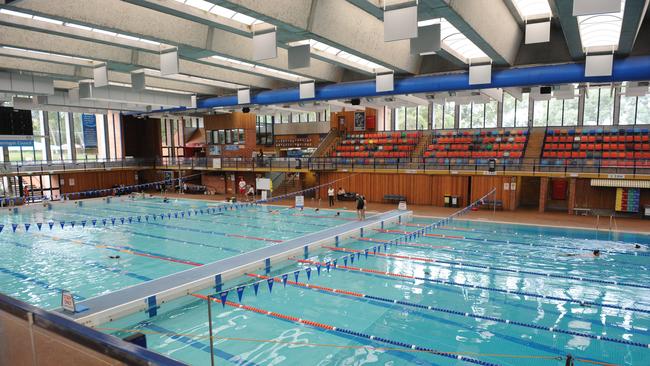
[173,0,264,26]
[0,8,163,47]
[577,0,625,51]
[208,55,307,82]
[510,0,552,20]
[418,19,489,63]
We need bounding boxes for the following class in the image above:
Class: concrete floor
[157,191,650,235]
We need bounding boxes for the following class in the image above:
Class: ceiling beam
[548,0,583,59]
[419,0,521,65]
[212,0,420,74]
[0,24,279,89]
[618,0,650,55]
[5,0,342,82]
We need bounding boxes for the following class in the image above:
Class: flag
[253,282,260,295]
[350,254,354,264]
[326,262,331,272]
[373,246,377,254]
[48,222,54,230]
[120,218,125,224]
[236,286,245,302]
[293,271,300,282]
[0,224,4,233]
[128,217,133,224]
[316,264,321,276]
[70,221,76,228]
[137,216,141,223]
[281,274,288,287]
[344,257,348,266]
[333,260,337,268]
[356,252,361,261]
[24,223,30,232]
[267,278,274,293]
[36,223,42,231]
[91,219,97,227]
[218,291,228,307]
[305,267,311,281]
[102,219,107,226]
[364,249,368,259]
[81,220,87,228]
[12,223,18,232]
[111,218,116,225]
[60,221,65,229]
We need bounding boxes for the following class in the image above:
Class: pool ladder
[595,214,618,233]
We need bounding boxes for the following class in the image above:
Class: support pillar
[567,178,576,215]
[539,177,549,213]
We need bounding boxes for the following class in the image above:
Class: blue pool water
[0,197,356,309]
[93,215,650,366]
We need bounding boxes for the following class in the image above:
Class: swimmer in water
[315,208,320,212]
[335,212,341,216]
[563,250,600,257]
[109,255,121,259]
[269,210,280,215]
[635,244,642,249]
[163,197,170,203]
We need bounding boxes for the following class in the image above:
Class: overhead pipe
[143,56,650,114]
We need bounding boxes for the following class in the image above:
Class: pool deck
[62,209,409,327]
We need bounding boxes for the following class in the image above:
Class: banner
[295,195,304,208]
[81,114,98,148]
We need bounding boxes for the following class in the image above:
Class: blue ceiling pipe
[142,56,650,114]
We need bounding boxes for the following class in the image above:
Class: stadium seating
[540,128,650,168]
[331,131,421,164]
[423,129,529,166]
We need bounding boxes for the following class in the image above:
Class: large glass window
[471,103,485,129]
[417,105,429,130]
[48,112,72,161]
[443,101,455,129]
[584,87,614,126]
[71,113,99,160]
[459,104,471,129]
[433,102,456,129]
[533,98,578,127]
[394,106,428,130]
[405,107,417,130]
[395,107,406,130]
[485,101,498,128]
[620,94,650,125]
[502,93,529,127]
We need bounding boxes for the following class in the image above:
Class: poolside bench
[384,194,406,203]
[481,199,503,210]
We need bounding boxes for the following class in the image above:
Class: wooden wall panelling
[59,171,137,194]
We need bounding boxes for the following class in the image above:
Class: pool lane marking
[377,228,650,258]
[40,209,245,254]
[35,233,203,267]
[296,258,650,315]
[100,205,310,235]
[324,246,649,290]
[4,239,153,282]
[0,265,86,300]
[248,273,650,350]
[191,294,500,366]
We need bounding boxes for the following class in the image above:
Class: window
[459,104,471,129]
[48,112,72,161]
[395,107,406,130]
[484,101,498,128]
[405,107,417,130]
[502,93,529,127]
[255,115,273,145]
[444,101,455,129]
[395,106,429,130]
[584,87,614,126]
[71,113,99,160]
[471,103,485,129]
[417,105,429,130]
[620,94,650,125]
[432,102,455,129]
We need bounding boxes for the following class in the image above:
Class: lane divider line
[191,294,500,366]
[323,246,649,290]
[247,273,650,349]
[296,258,650,315]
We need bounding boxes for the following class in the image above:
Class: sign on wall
[81,114,98,148]
[209,145,221,156]
[0,135,34,147]
[353,111,366,131]
[295,195,304,208]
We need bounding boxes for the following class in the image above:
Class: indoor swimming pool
[95,217,650,366]
[0,197,357,309]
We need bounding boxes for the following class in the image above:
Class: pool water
[0,197,356,309]
[99,217,650,366]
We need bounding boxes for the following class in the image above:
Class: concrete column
[567,178,576,215]
[539,177,549,212]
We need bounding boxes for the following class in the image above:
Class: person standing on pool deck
[327,186,335,207]
[238,177,247,197]
[356,194,366,221]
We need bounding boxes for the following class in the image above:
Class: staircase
[312,129,340,158]
[524,128,546,161]
[274,172,302,195]
[412,131,433,158]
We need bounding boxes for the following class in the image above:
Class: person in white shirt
[327,186,335,207]
[238,178,246,196]
[246,185,255,201]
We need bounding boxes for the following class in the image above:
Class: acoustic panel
[131,72,146,91]
[253,31,277,61]
[237,89,250,104]
[299,81,315,99]
[469,64,491,85]
[93,65,109,88]
[585,54,613,77]
[525,21,550,44]
[384,6,418,42]
[288,44,310,69]
[160,50,179,76]
[376,73,394,92]
[410,23,441,54]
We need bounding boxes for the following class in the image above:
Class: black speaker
[540,86,552,94]
[242,107,250,113]
[350,98,361,105]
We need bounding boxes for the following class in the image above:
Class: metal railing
[156,156,650,177]
[2,156,649,177]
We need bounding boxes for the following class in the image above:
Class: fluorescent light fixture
[175,0,265,26]
[0,8,163,47]
[577,0,625,51]
[510,0,552,20]
[0,46,94,63]
[418,19,489,63]
[207,55,307,82]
